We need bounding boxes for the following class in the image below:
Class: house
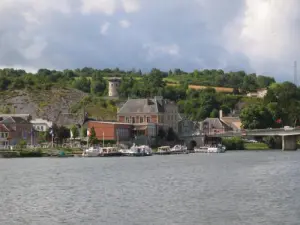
[31,118,53,132]
[117,96,179,136]
[0,124,10,148]
[219,110,242,131]
[198,110,242,135]
[177,114,200,137]
[0,115,36,146]
[246,88,267,98]
[200,118,230,135]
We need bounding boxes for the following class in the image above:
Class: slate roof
[220,117,242,130]
[202,118,225,129]
[118,98,165,114]
[0,116,29,124]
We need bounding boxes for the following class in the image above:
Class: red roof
[0,124,10,132]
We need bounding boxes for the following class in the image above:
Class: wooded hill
[2,67,297,129]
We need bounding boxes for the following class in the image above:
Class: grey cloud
[0,0,299,80]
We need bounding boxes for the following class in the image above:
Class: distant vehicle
[243,139,257,143]
[284,126,294,131]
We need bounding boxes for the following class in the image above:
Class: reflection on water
[0,151,300,225]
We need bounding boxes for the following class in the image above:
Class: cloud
[121,0,140,13]
[80,0,117,15]
[119,20,131,28]
[100,22,111,35]
[0,0,299,81]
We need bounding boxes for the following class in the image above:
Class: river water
[1,151,300,225]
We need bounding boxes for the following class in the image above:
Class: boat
[155,146,171,155]
[194,146,209,153]
[170,145,189,154]
[100,147,123,157]
[194,144,226,153]
[122,144,153,156]
[82,146,102,157]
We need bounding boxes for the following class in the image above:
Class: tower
[108,77,121,97]
[294,60,298,86]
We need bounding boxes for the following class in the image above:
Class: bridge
[181,128,300,151]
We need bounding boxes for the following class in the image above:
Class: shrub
[222,137,244,150]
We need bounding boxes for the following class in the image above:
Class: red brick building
[87,121,133,141]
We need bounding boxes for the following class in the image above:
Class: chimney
[219,110,223,119]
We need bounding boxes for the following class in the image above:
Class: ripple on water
[0,152,300,225]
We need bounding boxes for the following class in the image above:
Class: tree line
[3,67,297,129]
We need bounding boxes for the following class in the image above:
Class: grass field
[244,142,269,150]
[166,83,234,93]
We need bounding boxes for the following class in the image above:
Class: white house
[246,88,268,98]
[30,118,53,132]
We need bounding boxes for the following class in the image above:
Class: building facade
[0,115,36,146]
[117,96,179,135]
[246,88,267,98]
[31,118,53,132]
[88,121,132,142]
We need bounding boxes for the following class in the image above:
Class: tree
[166,128,177,141]
[240,104,274,129]
[210,109,219,118]
[70,125,79,139]
[53,125,70,144]
[81,127,87,138]
[88,127,98,145]
[157,128,166,139]
[38,131,51,144]
[72,77,91,93]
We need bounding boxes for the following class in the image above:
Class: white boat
[194,144,226,153]
[170,145,188,154]
[207,144,226,153]
[100,147,123,157]
[82,146,102,157]
[194,146,209,153]
[156,146,171,155]
[123,144,152,156]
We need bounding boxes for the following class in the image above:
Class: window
[125,117,130,123]
[132,117,135,123]
[147,117,150,123]
[140,117,144,123]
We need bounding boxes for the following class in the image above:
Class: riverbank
[0,148,83,158]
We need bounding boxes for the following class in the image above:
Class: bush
[19,149,43,157]
[222,137,244,150]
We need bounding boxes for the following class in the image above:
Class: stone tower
[108,77,121,97]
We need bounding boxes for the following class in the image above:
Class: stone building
[108,77,121,97]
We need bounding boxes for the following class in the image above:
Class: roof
[108,77,121,82]
[0,124,10,131]
[118,98,165,114]
[88,121,132,126]
[0,116,29,124]
[203,118,225,129]
[220,117,242,129]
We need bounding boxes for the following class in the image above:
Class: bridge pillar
[282,136,297,151]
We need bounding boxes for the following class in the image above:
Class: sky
[0,0,299,81]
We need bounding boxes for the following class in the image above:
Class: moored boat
[122,144,152,156]
[155,146,171,155]
[82,146,102,157]
[170,145,189,154]
[100,147,123,157]
[194,144,226,153]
